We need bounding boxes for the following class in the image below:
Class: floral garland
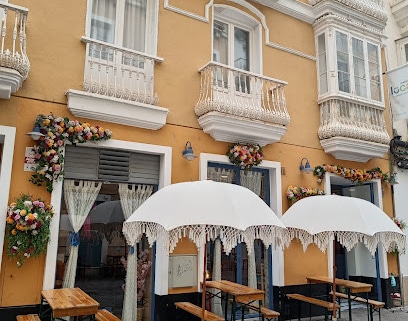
[29,114,112,192]
[286,186,325,202]
[5,194,54,267]
[121,249,152,306]
[227,143,263,170]
[392,218,406,255]
[313,165,391,185]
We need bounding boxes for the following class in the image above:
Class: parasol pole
[332,238,337,320]
[201,241,207,321]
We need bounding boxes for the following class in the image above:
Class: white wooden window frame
[335,30,383,104]
[212,5,262,74]
[0,125,16,275]
[85,0,158,55]
[396,37,408,65]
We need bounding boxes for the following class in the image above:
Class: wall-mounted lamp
[182,141,197,161]
[299,157,313,174]
[26,124,45,141]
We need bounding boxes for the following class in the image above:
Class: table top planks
[205,280,265,301]
[306,276,373,293]
[41,287,100,318]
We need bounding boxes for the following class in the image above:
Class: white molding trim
[66,89,169,130]
[0,125,16,275]
[252,0,315,24]
[266,42,317,61]
[164,0,213,22]
[199,153,285,286]
[42,139,172,290]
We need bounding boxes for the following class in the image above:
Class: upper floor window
[335,31,381,102]
[316,28,384,105]
[90,0,147,52]
[213,19,250,73]
[211,6,262,95]
[396,38,408,65]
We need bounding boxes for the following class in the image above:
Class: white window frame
[199,153,285,287]
[42,139,172,291]
[212,5,262,75]
[396,37,408,65]
[334,30,383,104]
[0,125,16,274]
[85,0,158,55]
[317,33,328,96]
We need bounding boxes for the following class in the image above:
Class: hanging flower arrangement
[286,186,325,202]
[5,194,54,267]
[391,218,406,255]
[227,143,263,170]
[29,114,112,192]
[313,165,392,185]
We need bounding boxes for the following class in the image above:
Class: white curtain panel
[119,184,153,321]
[240,170,262,196]
[248,248,257,289]
[211,239,223,316]
[240,171,262,290]
[207,167,234,183]
[123,0,147,51]
[63,180,102,288]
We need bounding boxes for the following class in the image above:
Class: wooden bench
[95,309,122,321]
[286,293,340,321]
[233,298,280,320]
[175,302,224,321]
[330,291,385,321]
[16,315,41,321]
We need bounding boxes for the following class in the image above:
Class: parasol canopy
[281,194,405,254]
[123,180,289,254]
[281,194,406,320]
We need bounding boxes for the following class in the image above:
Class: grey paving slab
[305,306,408,321]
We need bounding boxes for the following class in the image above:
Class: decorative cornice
[0,67,24,99]
[198,111,287,146]
[320,137,389,162]
[310,0,387,22]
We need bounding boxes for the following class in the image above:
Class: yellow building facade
[0,0,400,320]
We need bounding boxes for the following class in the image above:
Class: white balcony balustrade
[318,98,390,162]
[67,37,168,130]
[0,2,29,99]
[195,62,290,146]
[81,37,161,106]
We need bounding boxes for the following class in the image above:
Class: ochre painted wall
[0,0,397,306]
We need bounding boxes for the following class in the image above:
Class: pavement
[306,306,408,321]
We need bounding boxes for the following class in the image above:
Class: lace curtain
[208,168,263,290]
[63,180,102,288]
[241,171,263,290]
[119,184,154,321]
[211,239,223,316]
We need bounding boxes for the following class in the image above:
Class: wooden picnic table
[306,276,373,321]
[40,287,100,320]
[205,280,265,321]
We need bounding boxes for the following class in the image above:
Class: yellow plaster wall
[0,0,397,305]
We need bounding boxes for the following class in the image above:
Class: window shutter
[64,145,159,184]
[64,145,98,179]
